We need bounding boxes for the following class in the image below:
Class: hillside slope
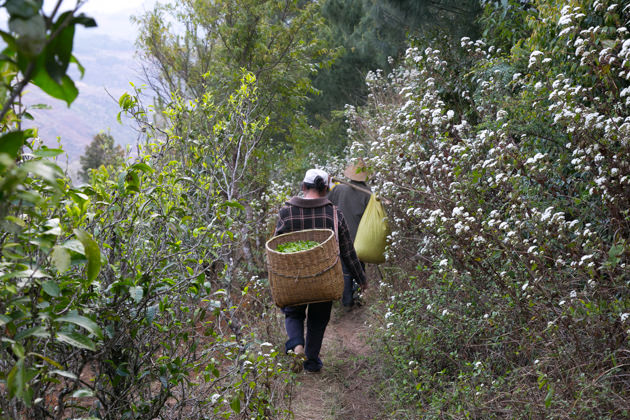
[23,32,147,178]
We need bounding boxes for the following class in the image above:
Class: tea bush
[1,65,291,417]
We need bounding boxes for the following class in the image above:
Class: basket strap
[268,255,340,279]
[332,205,339,243]
[333,205,341,257]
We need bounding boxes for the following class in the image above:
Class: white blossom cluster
[345,0,629,327]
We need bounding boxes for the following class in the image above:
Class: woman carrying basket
[275,168,368,373]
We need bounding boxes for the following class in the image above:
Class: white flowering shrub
[351,1,630,418]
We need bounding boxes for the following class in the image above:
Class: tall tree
[386,0,481,37]
[134,0,334,148]
[78,131,123,182]
[307,0,482,120]
[308,0,406,118]
[133,1,342,294]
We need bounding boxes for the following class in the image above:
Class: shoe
[352,288,364,307]
[289,350,306,373]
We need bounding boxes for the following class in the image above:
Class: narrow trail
[287,302,384,419]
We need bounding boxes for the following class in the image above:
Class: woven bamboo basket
[265,229,343,308]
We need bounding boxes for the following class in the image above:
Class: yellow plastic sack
[353,194,389,264]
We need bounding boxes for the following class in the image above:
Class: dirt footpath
[287,303,384,419]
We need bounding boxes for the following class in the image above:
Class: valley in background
[24,31,149,182]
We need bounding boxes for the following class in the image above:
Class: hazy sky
[79,0,152,14]
[0,1,160,42]
[74,0,159,41]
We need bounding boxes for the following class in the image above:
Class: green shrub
[1,69,291,418]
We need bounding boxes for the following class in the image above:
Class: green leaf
[5,0,42,19]
[29,352,63,369]
[45,12,74,83]
[129,286,143,303]
[130,162,153,173]
[118,92,136,110]
[223,200,245,210]
[29,103,51,110]
[5,359,35,405]
[61,239,84,256]
[70,55,85,78]
[12,343,25,358]
[22,160,63,184]
[7,358,26,399]
[0,314,11,326]
[33,147,64,158]
[0,32,18,57]
[0,131,25,159]
[44,217,60,228]
[57,313,103,339]
[49,369,78,380]
[0,153,15,173]
[230,394,241,413]
[30,71,78,106]
[25,29,78,105]
[56,331,96,351]
[9,268,49,280]
[41,280,61,297]
[276,240,319,253]
[609,243,624,259]
[10,14,46,57]
[14,326,47,340]
[73,229,101,283]
[72,13,97,28]
[117,171,126,192]
[545,385,554,408]
[72,389,94,398]
[51,246,71,273]
[146,304,158,324]
[69,191,89,204]
[43,226,62,237]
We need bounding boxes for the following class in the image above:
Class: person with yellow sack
[328,159,371,311]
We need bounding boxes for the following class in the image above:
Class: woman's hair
[303,176,328,194]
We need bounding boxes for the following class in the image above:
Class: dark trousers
[341,261,365,307]
[282,301,332,372]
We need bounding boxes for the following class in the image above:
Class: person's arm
[275,207,288,235]
[336,209,367,287]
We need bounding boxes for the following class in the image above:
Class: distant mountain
[23,31,150,179]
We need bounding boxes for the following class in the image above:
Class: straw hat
[343,159,368,182]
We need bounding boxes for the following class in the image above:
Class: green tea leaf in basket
[275,240,319,253]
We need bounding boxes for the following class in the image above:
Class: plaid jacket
[275,196,367,286]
